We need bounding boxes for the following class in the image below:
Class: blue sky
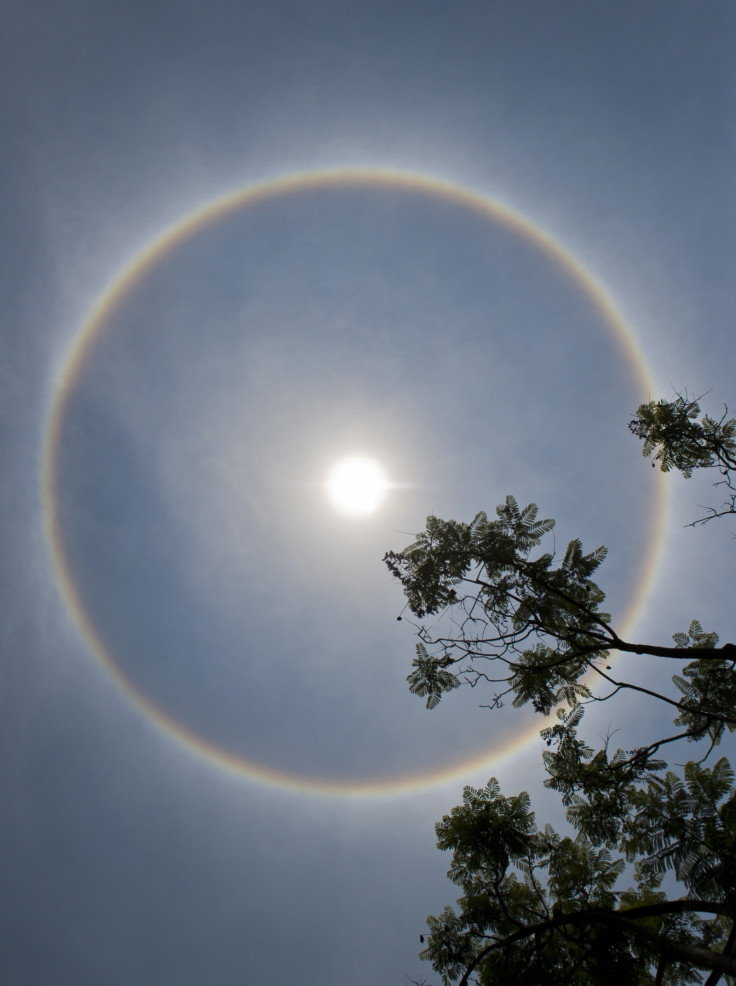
[1,2,735,983]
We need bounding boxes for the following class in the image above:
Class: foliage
[420,769,735,985]
[386,395,736,984]
[630,394,736,525]
[383,498,736,748]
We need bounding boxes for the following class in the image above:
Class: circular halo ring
[41,169,668,798]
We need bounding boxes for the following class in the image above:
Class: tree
[386,396,736,984]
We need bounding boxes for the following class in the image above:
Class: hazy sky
[1,2,735,983]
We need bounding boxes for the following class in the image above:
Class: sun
[326,457,388,516]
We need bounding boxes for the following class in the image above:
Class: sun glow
[326,457,388,515]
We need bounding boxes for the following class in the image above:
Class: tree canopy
[389,396,736,985]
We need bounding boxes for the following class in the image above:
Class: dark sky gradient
[1,2,735,983]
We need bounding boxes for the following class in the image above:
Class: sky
[1,2,735,983]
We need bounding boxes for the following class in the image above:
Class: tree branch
[703,920,736,986]
[458,901,736,986]
[612,641,736,662]
[588,666,736,728]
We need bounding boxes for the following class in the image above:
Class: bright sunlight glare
[326,457,388,516]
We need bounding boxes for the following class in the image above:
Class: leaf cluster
[421,769,735,985]
[541,706,736,904]
[384,496,611,716]
[672,623,736,747]
[385,500,735,742]
[629,395,736,479]
[629,394,736,527]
